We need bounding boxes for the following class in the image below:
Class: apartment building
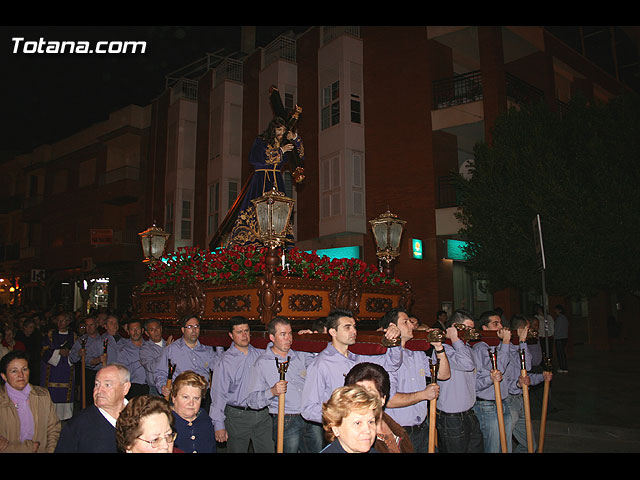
[0,105,151,311]
[3,26,637,324]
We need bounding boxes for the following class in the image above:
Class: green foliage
[456,94,640,298]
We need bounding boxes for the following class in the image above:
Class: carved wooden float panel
[133,276,413,328]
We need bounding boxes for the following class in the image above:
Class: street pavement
[526,341,640,453]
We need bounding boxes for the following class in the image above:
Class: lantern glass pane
[373,223,389,249]
[271,202,291,234]
[254,201,270,234]
[389,223,403,250]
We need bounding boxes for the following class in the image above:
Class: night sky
[1,26,308,159]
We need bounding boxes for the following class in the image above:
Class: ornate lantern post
[369,208,406,278]
[138,223,171,264]
[252,186,296,324]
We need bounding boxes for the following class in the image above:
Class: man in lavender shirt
[210,316,273,453]
[246,317,316,452]
[381,308,450,453]
[300,308,402,452]
[435,309,484,453]
[116,319,149,398]
[504,314,553,453]
[139,319,173,396]
[472,310,513,453]
[153,315,218,409]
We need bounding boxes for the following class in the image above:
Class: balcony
[264,35,296,67]
[321,26,361,46]
[99,166,140,185]
[433,71,483,110]
[433,70,546,110]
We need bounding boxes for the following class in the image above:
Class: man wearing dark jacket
[55,364,130,453]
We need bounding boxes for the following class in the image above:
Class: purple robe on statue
[227,135,304,247]
[40,330,75,408]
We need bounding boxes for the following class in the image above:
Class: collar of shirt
[98,398,128,427]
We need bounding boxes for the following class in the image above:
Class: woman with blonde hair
[320,384,382,453]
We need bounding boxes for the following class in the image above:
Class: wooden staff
[519,349,534,453]
[538,357,552,453]
[101,338,109,367]
[488,347,508,453]
[428,358,439,453]
[164,359,176,401]
[275,356,290,454]
[80,337,87,409]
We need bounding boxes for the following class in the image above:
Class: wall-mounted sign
[411,239,423,259]
[446,239,469,261]
[90,229,113,245]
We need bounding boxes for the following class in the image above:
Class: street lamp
[251,186,296,249]
[369,208,406,278]
[138,223,171,263]
[252,186,295,325]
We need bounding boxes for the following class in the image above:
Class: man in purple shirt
[472,310,513,453]
[153,315,218,408]
[246,317,316,452]
[210,316,273,453]
[68,316,118,408]
[504,314,553,453]
[381,308,450,453]
[139,319,173,396]
[116,319,148,399]
[300,308,402,452]
[435,309,484,453]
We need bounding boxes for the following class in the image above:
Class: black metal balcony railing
[433,71,483,109]
[505,72,545,106]
[433,71,547,110]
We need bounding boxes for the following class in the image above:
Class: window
[320,155,341,218]
[228,181,238,210]
[284,92,294,111]
[321,81,340,130]
[352,151,364,216]
[350,96,361,124]
[181,200,191,240]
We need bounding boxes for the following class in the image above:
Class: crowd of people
[0,302,567,454]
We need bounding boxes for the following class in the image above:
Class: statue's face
[275,126,286,140]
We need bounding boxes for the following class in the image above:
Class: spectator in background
[0,350,61,453]
[553,305,569,373]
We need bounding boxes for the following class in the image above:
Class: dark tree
[456,94,640,299]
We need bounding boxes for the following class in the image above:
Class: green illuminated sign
[306,246,361,260]
[446,239,469,261]
[411,239,423,259]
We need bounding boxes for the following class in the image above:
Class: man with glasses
[153,314,218,409]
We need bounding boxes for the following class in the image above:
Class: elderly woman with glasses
[115,394,177,453]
